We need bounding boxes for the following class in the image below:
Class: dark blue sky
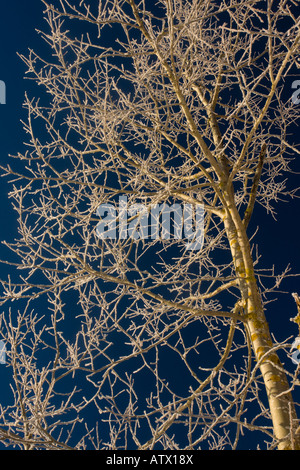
[0,0,299,450]
[0,1,45,241]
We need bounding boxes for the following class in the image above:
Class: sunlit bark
[0,0,299,450]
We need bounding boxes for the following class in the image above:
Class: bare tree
[0,0,300,450]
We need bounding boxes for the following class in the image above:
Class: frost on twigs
[0,0,299,451]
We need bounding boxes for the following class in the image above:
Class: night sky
[0,0,299,451]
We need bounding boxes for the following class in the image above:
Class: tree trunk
[223,194,300,450]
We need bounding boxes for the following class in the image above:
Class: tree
[0,0,300,450]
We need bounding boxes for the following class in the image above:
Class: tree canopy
[0,0,300,450]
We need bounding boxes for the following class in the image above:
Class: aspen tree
[0,0,299,450]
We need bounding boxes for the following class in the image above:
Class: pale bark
[0,0,299,450]
[223,196,300,450]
